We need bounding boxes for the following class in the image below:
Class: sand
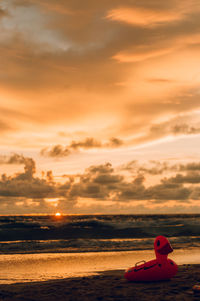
[0,264,200,301]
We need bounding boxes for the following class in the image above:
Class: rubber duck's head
[154,236,173,258]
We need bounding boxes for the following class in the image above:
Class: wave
[0,214,200,253]
[0,236,200,254]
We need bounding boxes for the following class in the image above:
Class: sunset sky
[1,0,200,214]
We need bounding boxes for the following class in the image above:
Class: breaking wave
[0,214,200,253]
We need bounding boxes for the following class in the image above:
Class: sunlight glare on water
[0,248,200,284]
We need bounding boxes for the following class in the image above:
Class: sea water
[0,214,200,283]
[1,214,200,253]
[0,249,199,284]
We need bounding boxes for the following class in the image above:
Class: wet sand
[0,264,200,300]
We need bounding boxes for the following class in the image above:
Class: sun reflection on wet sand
[0,249,200,284]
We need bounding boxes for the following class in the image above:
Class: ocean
[1,214,200,283]
[0,214,200,254]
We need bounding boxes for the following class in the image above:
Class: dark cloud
[6,153,26,164]
[150,120,200,139]
[145,183,190,202]
[116,175,146,201]
[138,161,170,175]
[179,162,200,171]
[0,154,72,200]
[114,173,191,202]
[162,172,200,184]
[41,137,124,157]
[120,160,170,175]
[119,160,138,172]
[85,165,193,202]
[0,153,36,180]
[70,137,123,149]
[142,161,200,176]
[172,124,200,135]
[46,170,54,182]
[1,156,200,213]
[106,137,123,147]
[68,163,123,200]
[70,138,102,149]
[65,162,200,202]
[0,161,53,199]
[120,160,200,184]
[0,174,54,198]
[41,145,71,158]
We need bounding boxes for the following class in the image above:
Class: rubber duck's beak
[157,242,173,255]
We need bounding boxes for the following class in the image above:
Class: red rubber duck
[124,236,178,281]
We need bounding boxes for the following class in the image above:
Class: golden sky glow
[1,0,200,214]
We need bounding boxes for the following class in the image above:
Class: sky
[1,0,200,214]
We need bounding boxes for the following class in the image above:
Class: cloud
[41,145,71,158]
[106,1,200,28]
[0,0,70,52]
[1,0,200,215]
[70,162,194,203]
[107,137,123,147]
[0,153,36,178]
[106,7,184,27]
[1,156,200,213]
[113,48,173,63]
[120,160,200,178]
[172,124,200,135]
[70,137,123,149]
[41,137,123,157]
[0,155,53,198]
[162,172,200,184]
[6,153,26,164]
[0,154,71,199]
[137,161,170,175]
[145,183,190,202]
[149,122,200,138]
[179,162,200,171]
[149,119,200,140]
[1,0,200,149]
[68,162,124,200]
[120,107,200,147]
[65,161,200,203]
[70,138,102,149]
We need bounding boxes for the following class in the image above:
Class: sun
[55,212,61,217]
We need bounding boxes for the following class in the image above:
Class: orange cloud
[113,48,173,63]
[106,7,184,27]
[1,0,200,215]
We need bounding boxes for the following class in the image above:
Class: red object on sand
[124,236,178,281]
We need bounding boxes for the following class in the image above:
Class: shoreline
[0,244,199,255]
[0,265,200,300]
[1,248,200,285]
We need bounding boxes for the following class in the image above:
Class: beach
[0,215,200,300]
[0,248,200,284]
[0,265,200,301]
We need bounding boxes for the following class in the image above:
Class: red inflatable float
[124,236,178,281]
